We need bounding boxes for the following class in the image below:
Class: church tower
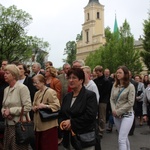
[76,0,105,60]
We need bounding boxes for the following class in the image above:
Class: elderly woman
[1,64,32,150]
[32,74,60,150]
[59,68,97,150]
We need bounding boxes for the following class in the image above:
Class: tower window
[87,13,90,20]
[86,31,89,43]
[97,12,100,19]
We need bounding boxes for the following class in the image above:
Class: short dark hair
[67,68,85,84]
[17,63,28,74]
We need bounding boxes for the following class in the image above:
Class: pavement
[58,120,150,150]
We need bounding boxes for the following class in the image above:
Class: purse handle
[19,106,31,122]
[40,88,49,103]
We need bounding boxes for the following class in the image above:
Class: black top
[94,75,112,103]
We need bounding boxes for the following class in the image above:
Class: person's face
[4,70,15,83]
[144,75,148,81]
[104,70,110,77]
[95,70,103,77]
[32,64,39,73]
[33,78,44,90]
[68,74,83,89]
[45,69,51,77]
[72,62,82,68]
[17,65,25,77]
[135,76,140,83]
[116,68,124,80]
[45,63,51,68]
[1,61,8,70]
[63,65,71,74]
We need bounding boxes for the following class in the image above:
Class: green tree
[63,41,76,65]
[141,11,150,70]
[0,4,50,64]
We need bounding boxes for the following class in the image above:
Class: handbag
[71,130,96,149]
[15,106,34,145]
[39,88,59,122]
[39,109,59,122]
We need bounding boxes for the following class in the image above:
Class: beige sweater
[2,81,32,125]
[33,87,60,131]
[110,83,135,116]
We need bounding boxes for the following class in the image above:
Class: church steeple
[88,0,100,4]
[114,14,119,33]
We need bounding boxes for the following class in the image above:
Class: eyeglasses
[33,81,40,85]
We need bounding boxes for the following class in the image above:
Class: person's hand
[3,108,10,118]
[112,110,117,117]
[38,103,46,109]
[143,116,148,122]
[32,106,38,112]
[7,115,13,120]
[60,120,71,131]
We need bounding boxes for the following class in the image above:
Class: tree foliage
[141,11,150,70]
[63,41,76,65]
[0,4,50,65]
[86,20,142,74]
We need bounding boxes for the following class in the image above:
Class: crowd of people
[0,59,150,150]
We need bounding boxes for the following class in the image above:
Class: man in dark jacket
[94,66,112,137]
[129,71,138,135]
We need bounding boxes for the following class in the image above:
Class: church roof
[88,0,100,4]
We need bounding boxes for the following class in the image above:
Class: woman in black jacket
[59,68,97,150]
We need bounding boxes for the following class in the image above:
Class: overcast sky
[1,0,150,68]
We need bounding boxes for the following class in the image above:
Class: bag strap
[116,88,125,102]
[18,106,30,122]
[40,88,49,103]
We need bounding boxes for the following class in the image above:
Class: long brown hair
[114,66,130,88]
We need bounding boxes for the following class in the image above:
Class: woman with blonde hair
[2,64,32,150]
[45,66,62,103]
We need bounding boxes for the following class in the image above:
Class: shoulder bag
[38,88,59,122]
[15,106,34,145]
[71,129,96,149]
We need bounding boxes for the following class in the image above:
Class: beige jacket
[2,81,32,125]
[33,87,60,131]
[110,83,135,116]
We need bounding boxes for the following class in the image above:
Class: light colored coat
[2,81,32,125]
[33,87,60,131]
[143,86,150,115]
[110,83,135,116]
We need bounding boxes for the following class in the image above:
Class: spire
[88,0,99,4]
[113,14,118,33]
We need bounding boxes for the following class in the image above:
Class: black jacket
[59,86,97,148]
[23,76,36,102]
[94,75,112,103]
